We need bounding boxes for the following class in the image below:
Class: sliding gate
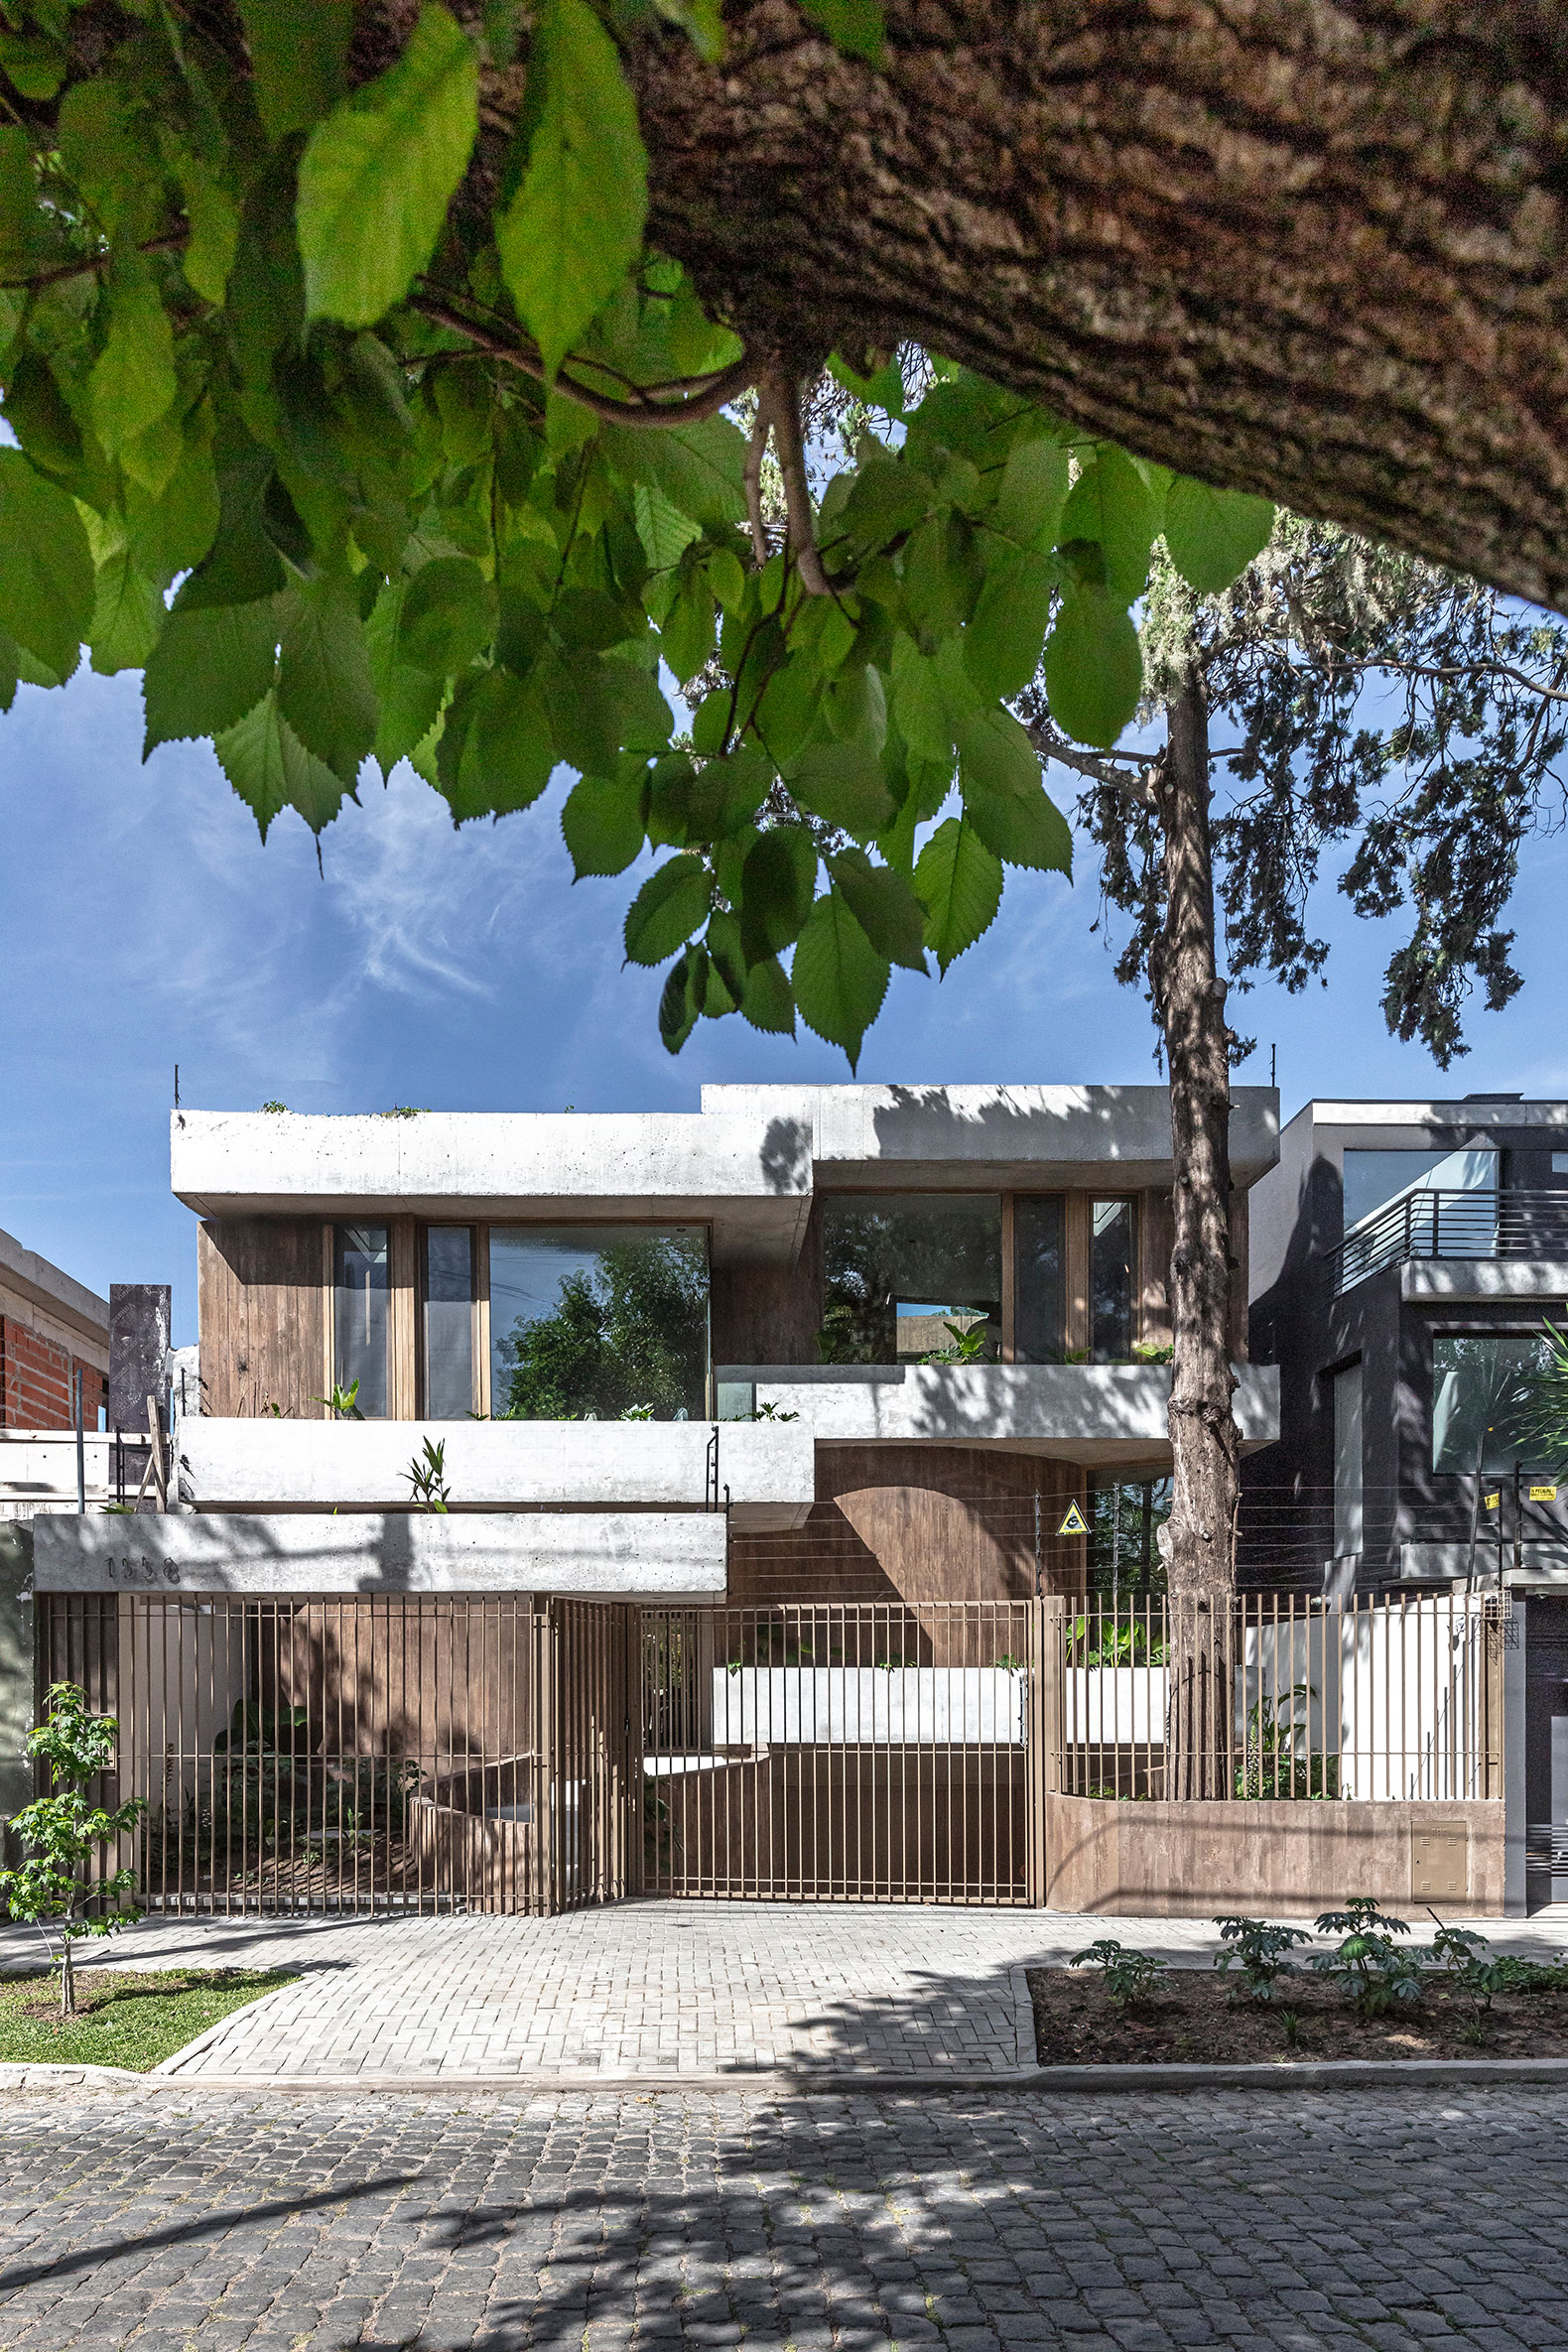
[39,1592,1046,1913]
[642,1601,1045,1904]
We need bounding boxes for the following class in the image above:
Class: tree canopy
[3,0,1283,1070]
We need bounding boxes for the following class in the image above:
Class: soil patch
[1028,1966,1568,2066]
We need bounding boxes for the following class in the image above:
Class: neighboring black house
[1246,1093,1568,1908]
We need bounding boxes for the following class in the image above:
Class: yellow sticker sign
[1057,1502,1089,1537]
[1483,1491,1501,1511]
[1531,1485,1559,1503]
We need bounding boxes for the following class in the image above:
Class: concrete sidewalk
[4,1900,1564,2084]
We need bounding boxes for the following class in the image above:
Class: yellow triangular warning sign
[1057,1502,1089,1537]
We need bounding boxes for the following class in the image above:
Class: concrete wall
[176,1417,814,1529]
[32,1510,728,1598]
[718,1362,1279,1467]
[1043,1791,1505,1917]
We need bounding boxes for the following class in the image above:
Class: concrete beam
[32,1509,727,1597]
[717,1361,1280,1464]
[0,1225,109,1351]
[175,1417,814,1529]
[701,1083,1280,1188]
[170,1110,814,1263]
[1400,1260,1568,1300]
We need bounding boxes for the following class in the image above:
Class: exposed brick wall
[0,1316,108,1429]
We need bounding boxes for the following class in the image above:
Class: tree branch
[1024,715,1157,805]
[744,391,770,568]
[760,362,830,594]
[410,292,754,428]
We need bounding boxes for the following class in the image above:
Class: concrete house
[148,1082,1279,1598]
[21,1083,1523,1919]
[1246,1094,1568,1906]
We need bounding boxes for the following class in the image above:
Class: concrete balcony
[175,1415,814,1530]
[716,1362,1280,1467]
[29,1508,726,1598]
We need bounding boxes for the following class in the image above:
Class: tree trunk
[620,2,1568,615]
[1154,668,1240,1801]
[60,1935,74,2020]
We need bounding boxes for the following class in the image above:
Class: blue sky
[4,662,1566,1347]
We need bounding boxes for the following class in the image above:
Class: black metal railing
[1328,1188,1568,1296]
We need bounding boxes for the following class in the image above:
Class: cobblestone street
[1,2081,1565,2352]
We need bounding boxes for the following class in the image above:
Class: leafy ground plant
[0,1967,298,2071]
[1069,1938,1168,2010]
[1311,1897,1423,2019]
[1212,1915,1313,2003]
[0,1681,146,2017]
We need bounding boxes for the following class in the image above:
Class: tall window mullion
[424,1227,477,1418]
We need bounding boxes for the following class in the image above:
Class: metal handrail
[1326,1187,1568,1296]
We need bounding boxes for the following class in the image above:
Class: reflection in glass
[333,1225,389,1417]
[1089,1477,1171,1597]
[819,1196,1000,1364]
[1432,1335,1555,1475]
[488,1226,709,1420]
[1014,1196,1065,1364]
[1343,1146,1497,1235]
[424,1227,475,1418]
[1089,1198,1137,1361]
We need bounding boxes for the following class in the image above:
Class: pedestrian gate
[38,1593,1048,1914]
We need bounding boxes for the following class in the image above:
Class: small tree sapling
[0,1682,146,2018]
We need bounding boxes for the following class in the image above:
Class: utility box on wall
[1410,1822,1471,1900]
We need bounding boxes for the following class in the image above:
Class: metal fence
[1328,1186,1568,1295]
[1051,1593,1504,1802]
[37,1592,640,1917]
[640,1601,1044,1904]
[37,1587,1504,1920]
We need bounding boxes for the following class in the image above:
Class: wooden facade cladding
[727,1444,1087,1610]
[197,1220,327,1420]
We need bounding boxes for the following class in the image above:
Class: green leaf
[659,950,699,1054]
[0,127,45,277]
[890,635,953,767]
[798,0,886,66]
[365,585,450,773]
[1042,586,1143,749]
[740,954,796,1036]
[792,889,890,1069]
[0,451,92,679]
[214,688,351,840]
[0,630,18,715]
[497,0,649,379]
[180,165,241,308]
[89,275,178,465]
[563,770,646,877]
[624,853,712,966]
[277,582,378,782]
[297,2,479,327]
[1164,476,1276,593]
[236,0,354,141]
[633,482,703,571]
[784,733,894,840]
[87,549,163,676]
[963,546,1054,701]
[661,574,715,683]
[653,746,770,846]
[399,556,495,674]
[444,668,555,818]
[955,700,1072,872]
[1059,448,1159,604]
[989,436,1069,550]
[143,599,280,752]
[605,419,749,532]
[827,847,928,972]
[739,827,818,967]
[914,813,1003,974]
[125,413,221,587]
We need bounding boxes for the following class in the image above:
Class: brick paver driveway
[1,2081,1565,2351]
[5,1903,1564,2084]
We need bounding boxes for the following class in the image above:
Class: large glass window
[1333,1362,1363,1558]
[332,1225,389,1418]
[1344,1147,1497,1235]
[488,1227,709,1420]
[820,1195,1000,1364]
[1089,1198,1137,1362]
[424,1227,476,1418]
[1089,1477,1171,1598]
[1432,1335,1555,1475]
[1014,1196,1065,1364]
